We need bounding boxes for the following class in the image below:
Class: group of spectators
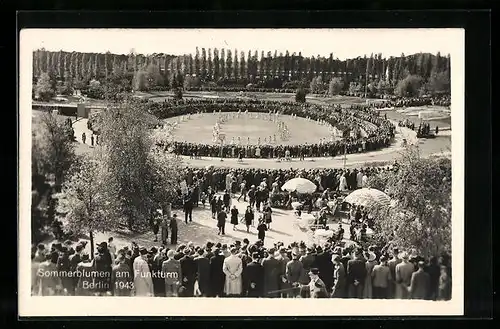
[367,95,451,109]
[149,98,395,159]
[31,237,452,300]
[170,165,396,209]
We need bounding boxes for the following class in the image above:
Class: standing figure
[133,248,154,297]
[217,210,227,235]
[169,214,178,245]
[244,205,254,232]
[230,205,239,230]
[223,247,243,297]
[257,218,267,243]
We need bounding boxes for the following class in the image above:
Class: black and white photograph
[18,28,464,316]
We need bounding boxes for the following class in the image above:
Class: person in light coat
[223,247,243,296]
[133,247,154,296]
[339,173,348,192]
[395,252,415,299]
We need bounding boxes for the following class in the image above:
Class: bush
[394,75,423,98]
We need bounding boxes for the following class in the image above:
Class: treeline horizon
[32,48,451,98]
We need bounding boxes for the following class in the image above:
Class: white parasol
[344,187,391,209]
[281,177,317,194]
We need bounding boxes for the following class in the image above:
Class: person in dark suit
[347,249,367,298]
[257,219,268,243]
[179,248,197,297]
[262,248,281,298]
[331,255,347,298]
[183,192,193,224]
[425,256,441,300]
[68,244,83,295]
[169,214,178,245]
[194,248,211,297]
[244,252,264,297]
[244,206,254,232]
[210,194,218,219]
[217,210,227,235]
[209,249,226,297]
[151,248,165,296]
[409,261,430,300]
[313,246,334,293]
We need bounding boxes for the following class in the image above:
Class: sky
[21,28,459,59]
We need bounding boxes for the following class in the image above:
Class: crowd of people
[398,120,438,138]
[169,165,397,209]
[31,236,452,300]
[366,95,451,109]
[149,98,395,158]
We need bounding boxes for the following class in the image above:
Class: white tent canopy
[281,177,317,194]
[344,188,391,209]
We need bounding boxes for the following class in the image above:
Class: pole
[219,139,224,161]
[343,144,347,169]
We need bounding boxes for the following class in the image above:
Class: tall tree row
[33,48,451,96]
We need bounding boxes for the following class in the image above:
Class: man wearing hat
[180,247,197,297]
[209,248,226,297]
[68,243,84,295]
[75,253,93,296]
[248,185,256,209]
[313,244,334,293]
[194,248,211,297]
[331,255,346,298]
[409,261,430,300]
[286,250,304,298]
[244,252,264,297]
[388,248,402,299]
[162,250,182,297]
[308,268,328,298]
[112,252,134,296]
[133,247,154,296]
[169,214,178,245]
[347,249,367,298]
[262,248,281,298]
[276,247,291,297]
[94,242,112,295]
[395,251,416,299]
[371,255,392,299]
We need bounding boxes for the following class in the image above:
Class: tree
[309,76,323,94]
[56,155,118,258]
[146,150,183,214]
[295,87,307,103]
[173,87,183,100]
[427,71,450,95]
[368,147,452,257]
[87,79,104,99]
[183,74,201,90]
[328,77,344,95]
[394,74,423,97]
[97,101,158,231]
[145,63,164,89]
[132,70,149,91]
[33,110,76,188]
[35,72,55,101]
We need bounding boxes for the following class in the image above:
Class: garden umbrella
[281,177,317,194]
[344,188,391,209]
